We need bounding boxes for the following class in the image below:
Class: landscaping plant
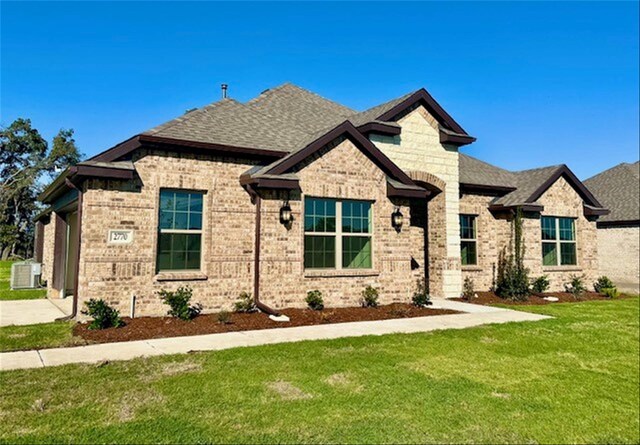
[531,275,550,293]
[601,287,619,299]
[305,290,324,310]
[361,285,379,308]
[462,277,475,301]
[217,310,232,325]
[412,278,432,307]
[496,209,530,301]
[564,275,587,300]
[234,292,257,313]
[81,298,124,330]
[158,286,202,320]
[594,276,616,293]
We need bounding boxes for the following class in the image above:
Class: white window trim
[304,198,374,270]
[460,214,478,266]
[541,216,577,266]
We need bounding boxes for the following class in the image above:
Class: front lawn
[0,322,78,352]
[0,297,638,444]
[0,261,46,301]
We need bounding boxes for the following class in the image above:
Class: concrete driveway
[0,298,72,327]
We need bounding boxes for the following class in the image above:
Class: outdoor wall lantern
[392,207,404,231]
[280,201,293,225]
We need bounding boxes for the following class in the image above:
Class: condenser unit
[10,261,42,290]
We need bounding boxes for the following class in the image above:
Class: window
[304,197,372,269]
[157,190,203,271]
[460,215,477,265]
[541,216,576,266]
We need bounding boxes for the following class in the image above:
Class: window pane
[158,190,203,231]
[188,213,202,230]
[343,236,372,269]
[342,200,371,234]
[189,194,203,212]
[542,243,557,266]
[560,243,577,265]
[559,218,575,241]
[541,217,556,240]
[174,212,188,230]
[159,211,173,230]
[160,191,175,212]
[461,241,477,265]
[460,215,476,240]
[174,192,189,211]
[304,235,335,268]
[304,198,336,233]
[157,233,201,271]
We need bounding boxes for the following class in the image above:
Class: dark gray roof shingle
[584,161,640,222]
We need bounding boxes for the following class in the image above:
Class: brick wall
[596,225,640,292]
[460,176,600,293]
[42,215,56,295]
[370,105,461,298]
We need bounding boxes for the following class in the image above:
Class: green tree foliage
[0,118,82,259]
[496,209,530,301]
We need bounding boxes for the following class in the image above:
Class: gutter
[56,179,82,321]
[249,188,281,317]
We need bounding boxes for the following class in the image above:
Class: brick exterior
[62,140,425,318]
[370,105,461,298]
[460,176,600,292]
[596,225,640,292]
[42,214,56,293]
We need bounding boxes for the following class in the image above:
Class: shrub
[531,275,550,293]
[361,285,379,308]
[412,278,432,307]
[82,299,124,330]
[158,286,202,320]
[594,276,615,293]
[462,277,475,301]
[601,287,619,299]
[306,290,324,311]
[564,275,587,300]
[496,209,530,301]
[234,292,256,313]
[217,310,231,324]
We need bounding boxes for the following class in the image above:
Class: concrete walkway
[0,301,550,372]
[0,298,72,327]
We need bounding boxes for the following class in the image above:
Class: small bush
[412,278,432,307]
[594,276,615,293]
[361,286,379,308]
[217,310,232,324]
[564,275,587,300]
[462,277,475,301]
[531,275,550,293]
[306,290,324,311]
[601,287,619,299]
[82,299,124,330]
[495,210,530,301]
[158,286,202,320]
[234,292,256,313]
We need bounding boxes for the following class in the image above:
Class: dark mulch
[452,291,621,306]
[74,303,460,344]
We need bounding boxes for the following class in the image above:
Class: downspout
[424,199,430,294]
[56,179,82,321]
[251,191,281,316]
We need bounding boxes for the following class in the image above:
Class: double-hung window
[541,216,576,266]
[304,197,372,269]
[157,190,203,271]
[460,215,477,265]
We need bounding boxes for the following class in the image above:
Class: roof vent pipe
[221,83,228,99]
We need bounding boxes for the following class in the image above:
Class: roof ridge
[459,153,514,175]
[247,82,356,114]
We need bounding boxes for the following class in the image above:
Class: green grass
[0,322,77,352]
[0,298,638,444]
[0,261,46,300]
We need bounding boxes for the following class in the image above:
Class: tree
[495,208,530,300]
[0,118,82,259]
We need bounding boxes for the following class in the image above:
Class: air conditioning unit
[10,261,42,290]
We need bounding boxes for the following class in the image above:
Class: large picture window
[157,190,203,271]
[304,197,372,269]
[541,216,576,266]
[460,215,477,265]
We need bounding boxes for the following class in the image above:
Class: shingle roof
[459,154,515,188]
[584,161,640,222]
[494,165,563,207]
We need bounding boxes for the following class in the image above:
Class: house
[584,162,640,292]
[35,83,609,318]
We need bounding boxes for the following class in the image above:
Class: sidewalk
[0,298,72,327]
[0,301,551,372]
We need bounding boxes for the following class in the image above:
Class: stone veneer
[68,138,424,318]
[596,225,640,292]
[370,105,461,298]
[460,176,600,292]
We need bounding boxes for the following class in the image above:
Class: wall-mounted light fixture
[280,201,292,225]
[392,207,404,231]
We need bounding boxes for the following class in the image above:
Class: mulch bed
[73,303,460,345]
[452,291,623,306]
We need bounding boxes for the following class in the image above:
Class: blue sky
[1,1,638,179]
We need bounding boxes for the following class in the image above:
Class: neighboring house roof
[459,154,606,213]
[584,161,640,224]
